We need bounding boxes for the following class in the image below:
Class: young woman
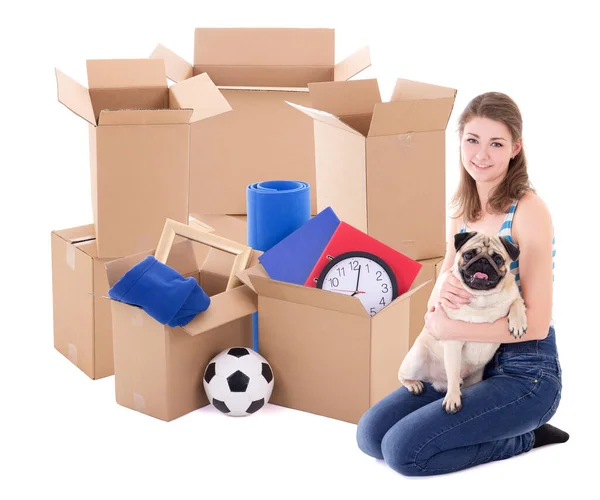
[356,92,569,476]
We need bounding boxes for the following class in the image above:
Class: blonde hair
[450,92,534,223]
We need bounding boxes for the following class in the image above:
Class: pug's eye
[494,255,504,266]
[464,252,474,261]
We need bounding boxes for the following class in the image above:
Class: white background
[1,0,598,497]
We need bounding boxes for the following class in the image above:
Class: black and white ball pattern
[203,347,274,417]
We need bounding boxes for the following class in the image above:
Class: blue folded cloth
[108,255,210,327]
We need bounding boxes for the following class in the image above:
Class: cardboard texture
[409,256,445,349]
[56,59,232,258]
[51,225,114,379]
[236,264,431,424]
[288,78,457,261]
[106,215,260,421]
[150,28,372,215]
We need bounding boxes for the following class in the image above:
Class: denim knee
[381,423,423,476]
[356,410,385,460]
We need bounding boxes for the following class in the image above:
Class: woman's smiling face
[461,116,521,185]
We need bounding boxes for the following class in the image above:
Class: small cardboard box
[55,59,232,258]
[105,217,260,421]
[289,78,457,261]
[51,224,114,379]
[409,256,445,349]
[151,28,372,215]
[236,264,430,424]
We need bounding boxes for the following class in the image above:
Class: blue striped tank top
[460,199,555,326]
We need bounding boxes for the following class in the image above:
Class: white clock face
[319,255,395,316]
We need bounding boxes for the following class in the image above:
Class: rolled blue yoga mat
[247,180,311,351]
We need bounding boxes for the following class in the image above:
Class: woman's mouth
[471,161,493,171]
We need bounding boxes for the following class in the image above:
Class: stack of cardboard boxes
[51,27,456,424]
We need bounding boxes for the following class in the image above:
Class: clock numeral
[365,264,370,273]
[379,297,386,306]
[381,283,388,293]
[376,271,382,281]
[349,260,360,271]
[370,307,376,316]
[337,267,345,277]
[329,277,339,288]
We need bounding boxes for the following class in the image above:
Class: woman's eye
[466,138,477,144]
[491,142,503,147]
[464,252,473,261]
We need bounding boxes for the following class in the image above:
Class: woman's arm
[510,193,554,340]
[430,193,554,342]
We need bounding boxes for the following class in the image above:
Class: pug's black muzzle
[460,254,503,290]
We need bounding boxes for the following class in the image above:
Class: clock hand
[351,265,362,297]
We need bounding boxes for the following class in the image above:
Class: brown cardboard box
[105,217,260,421]
[151,28,372,215]
[289,78,457,261]
[55,59,232,258]
[409,256,445,349]
[236,264,431,424]
[51,224,114,379]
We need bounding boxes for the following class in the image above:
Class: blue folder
[258,206,341,285]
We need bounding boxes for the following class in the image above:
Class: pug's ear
[500,236,520,262]
[454,231,477,252]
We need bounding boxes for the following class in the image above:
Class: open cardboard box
[105,217,260,421]
[151,28,372,215]
[236,263,431,424]
[55,59,232,258]
[288,78,457,261]
[51,224,114,379]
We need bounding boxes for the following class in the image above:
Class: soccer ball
[203,347,274,417]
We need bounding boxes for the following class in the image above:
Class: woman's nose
[475,147,489,160]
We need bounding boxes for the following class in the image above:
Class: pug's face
[453,231,520,291]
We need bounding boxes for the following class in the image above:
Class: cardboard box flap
[55,69,96,126]
[334,46,372,82]
[150,44,193,83]
[98,109,193,126]
[235,262,268,293]
[53,224,95,243]
[286,102,364,137]
[368,97,456,137]
[86,59,167,90]
[182,285,257,336]
[194,27,334,67]
[240,264,368,317]
[391,78,457,102]
[376,279,433,319]
[308,79,381,122]
[169,73,232,123]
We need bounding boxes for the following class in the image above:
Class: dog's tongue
[473,272,488,280]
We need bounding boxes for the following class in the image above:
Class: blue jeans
[356,326,562,476]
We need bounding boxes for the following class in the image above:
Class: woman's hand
[438,270,474,310]
[424,303,452,340]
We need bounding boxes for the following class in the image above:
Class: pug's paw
[442,390,462,413]
[508,301,528,339]
[403,380,424,395]
[508,298,528,339]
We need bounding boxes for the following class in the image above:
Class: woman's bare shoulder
[518,191,552,220]
[514,191,553,243]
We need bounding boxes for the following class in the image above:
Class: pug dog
[397,231,527,413]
